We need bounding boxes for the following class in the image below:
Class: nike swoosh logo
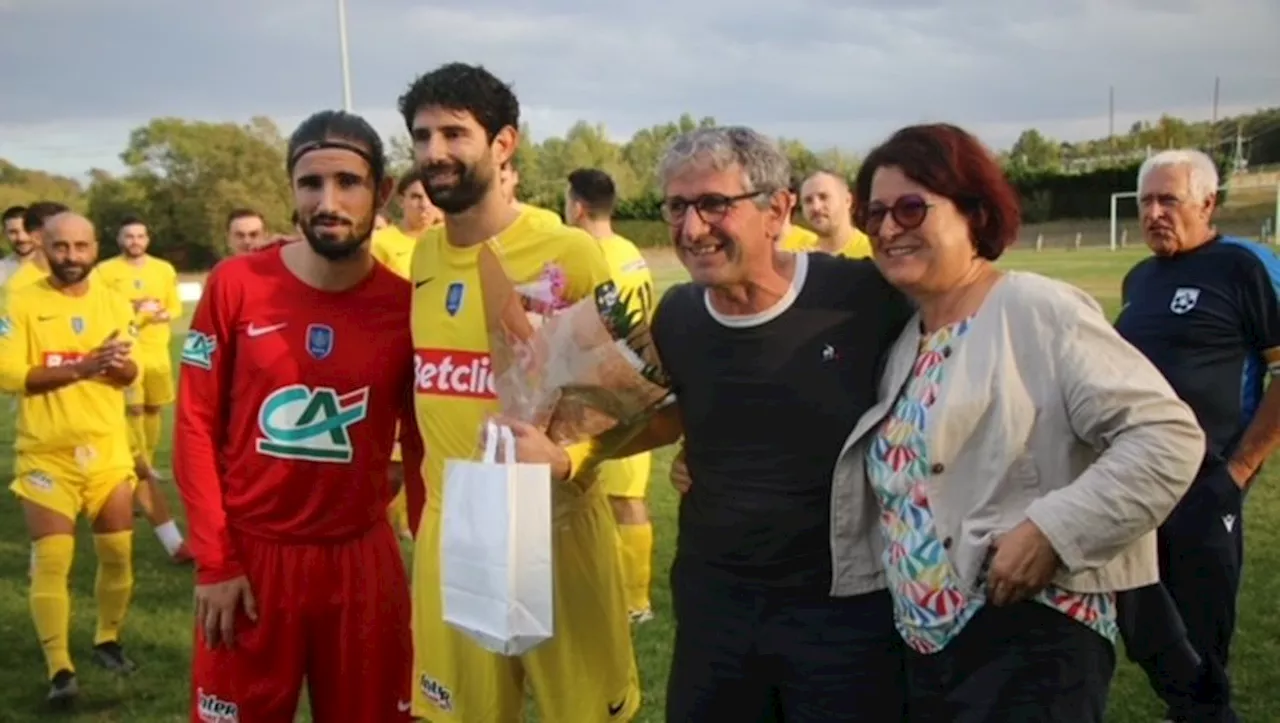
[608,699,626,716]
[397,701,412,712]
[246,322,287,337]
[415,277,434,289]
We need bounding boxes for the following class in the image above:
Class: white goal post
[1109,183,1280,251]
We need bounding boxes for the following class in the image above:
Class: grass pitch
[1,244,1278,721]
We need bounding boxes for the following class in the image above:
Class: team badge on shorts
[1170,287,1200,315]
[445,282,464,316]
[70,316,84,335]
[306,323,335,360]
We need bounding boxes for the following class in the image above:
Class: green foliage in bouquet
[592,280,671,390]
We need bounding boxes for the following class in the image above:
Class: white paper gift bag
[440,422,554,656]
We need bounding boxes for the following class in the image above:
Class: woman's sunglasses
[858,194,933,236]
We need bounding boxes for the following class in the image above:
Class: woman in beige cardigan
[821,123,1206,721]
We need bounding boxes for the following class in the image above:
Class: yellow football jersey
[779,225,873,259]
[7,258,45,293]
[596,234,655,498]
[519,203,563,230]
[410,212,613,511]
[370,225,419,280]
[94,255,181,361]
[598,234,654,323]
[0,277,138,455]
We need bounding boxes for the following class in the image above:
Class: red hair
[853,123,1021,261]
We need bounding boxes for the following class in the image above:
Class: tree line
[1,107,1276,269]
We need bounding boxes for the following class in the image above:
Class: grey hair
[1138,149,1220,203]
[657,126,792,205]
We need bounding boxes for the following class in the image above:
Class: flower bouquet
[476,243,673,485]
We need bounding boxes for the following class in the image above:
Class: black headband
[288,139,380,176]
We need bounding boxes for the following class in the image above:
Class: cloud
[2,0,1277,178]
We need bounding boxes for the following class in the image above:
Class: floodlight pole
[337,0,353,111]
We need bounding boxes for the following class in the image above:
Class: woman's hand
[986,520,1060,606]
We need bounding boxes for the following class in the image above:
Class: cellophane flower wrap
[477,244,672,487]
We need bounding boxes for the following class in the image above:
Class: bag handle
[483,420,500,463]
[482,422,519,464]
[499,424,517,463]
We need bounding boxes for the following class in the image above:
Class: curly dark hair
[397,62,519,142]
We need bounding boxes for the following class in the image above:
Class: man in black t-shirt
[1115,149,1280,723]
[507,127,912,722]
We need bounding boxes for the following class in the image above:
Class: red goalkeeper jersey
[174,247,422,584]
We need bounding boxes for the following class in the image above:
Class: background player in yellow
[95,216,182,464]
[6,202,70,299]
[401,62,640,722]
[564,167,658,624]
[0,212,141,706]
[777,183,820,251]
[2,205,34,290]
[499,161,563,229]
[371,171,442,537]
[789,170,873,258]
[94,217,193,563]
[371,171,443,278]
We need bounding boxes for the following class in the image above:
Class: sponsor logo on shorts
[414,349,496,399]
[24,470,53,492]
[419,675,454,711]
[42,351,85,368]
[196,687,240,722]
[181,330,217,370]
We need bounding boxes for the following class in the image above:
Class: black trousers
[1143,463,1245,723]
[904,601,1115,723]
[665,558,905,722]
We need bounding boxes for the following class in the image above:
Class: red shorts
[190,522,412,723]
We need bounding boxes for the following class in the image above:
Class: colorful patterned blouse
[865,317,1118,654]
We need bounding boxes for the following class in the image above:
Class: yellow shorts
[10,446,137,523]
[411,490,641,722]
[600,452,652,499]
[132,359,175,407]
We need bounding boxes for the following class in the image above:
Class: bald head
[799,171,853,236]
[46,212,95,240]
[44,212,99,286]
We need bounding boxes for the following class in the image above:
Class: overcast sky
[2,0,1277,180]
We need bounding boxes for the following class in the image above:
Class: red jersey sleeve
[173,265,243,585]
[399,384,426,537]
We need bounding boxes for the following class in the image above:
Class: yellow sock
[30,534,76,678]
[92,531,134,646]
[143,413,163,466]
[617,523,653,613]
[126,413,146,460]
